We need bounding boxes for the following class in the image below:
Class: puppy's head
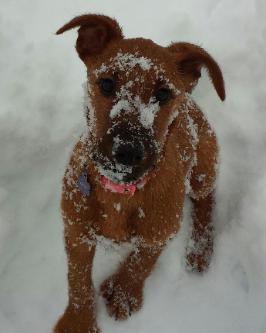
[57,14,225,184]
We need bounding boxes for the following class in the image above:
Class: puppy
[54,14,225,333]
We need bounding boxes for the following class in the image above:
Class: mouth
[96,162,150,185]
[97,163,133,184]
[99,173,149,195]
[91,133,158,187]
[91,147,156,185]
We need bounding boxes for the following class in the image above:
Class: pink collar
[100,175,148,195]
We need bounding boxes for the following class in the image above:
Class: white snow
[113,202,121,212]
[109,99,132,119]
[110,91,160,129]
[139,98,160,129]
[0,1,266,333]
[95,52,153,77]
[138,207,146,218]
[83,78,96,137]
[97,163,133,183]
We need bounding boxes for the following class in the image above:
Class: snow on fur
[95,52,153,76]
[1,1,266,333]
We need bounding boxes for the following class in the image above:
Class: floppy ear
[56,14,123,62]
[167,42,225,101]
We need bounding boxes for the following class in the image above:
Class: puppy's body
[54,14,224,333]
[62,102,216,244]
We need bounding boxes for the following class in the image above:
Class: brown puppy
[54,14,225,333]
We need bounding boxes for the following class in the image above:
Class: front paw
[100,275,143,320]
[54,305,100,333]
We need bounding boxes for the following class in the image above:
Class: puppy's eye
[155,88,171,104]
[99,78,115,96]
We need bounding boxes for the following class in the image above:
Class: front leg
[186,114,218,273]
[101,244,163,320]
[186,191,214,273]
[54,223,100,333]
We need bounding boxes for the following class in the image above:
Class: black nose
[114,143,144,166]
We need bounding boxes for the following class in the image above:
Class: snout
[113,142,144,166]
[93,124,158,183]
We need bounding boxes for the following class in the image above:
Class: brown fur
[54,14,225,333]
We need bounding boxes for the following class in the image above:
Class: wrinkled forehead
[95,51,163,79]
[90,38,181,89]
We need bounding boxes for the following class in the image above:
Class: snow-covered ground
[0,0,266,332]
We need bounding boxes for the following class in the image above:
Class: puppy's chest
[91,176,184,242]
[92,194,143,241]
[65,136,188,241]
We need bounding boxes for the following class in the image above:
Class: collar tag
[77,172,91,196]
